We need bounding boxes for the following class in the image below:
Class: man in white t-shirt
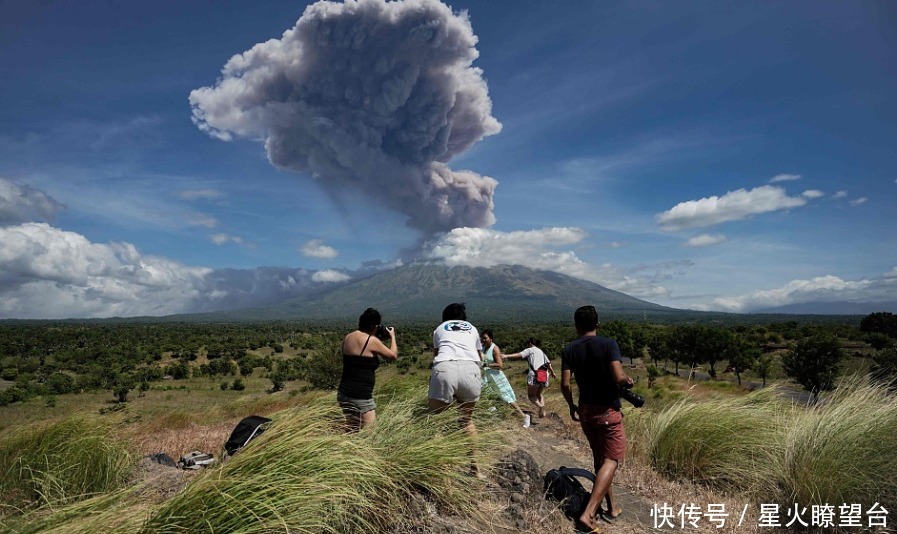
[429,302,484,476]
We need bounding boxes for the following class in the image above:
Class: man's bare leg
[579,457,619,530]
[603,486,622,519]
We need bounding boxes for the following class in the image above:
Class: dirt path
[499,409,658,533]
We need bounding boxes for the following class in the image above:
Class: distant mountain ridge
[193,263,678,322]
[752,301,897,315]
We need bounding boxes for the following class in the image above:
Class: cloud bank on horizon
[190,0,501,235]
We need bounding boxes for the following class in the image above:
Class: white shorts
[428,360,482,404]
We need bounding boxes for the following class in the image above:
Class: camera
[619,384,645,408]
[375,325,392,342]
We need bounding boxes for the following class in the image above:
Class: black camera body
[619,385,645,408]
[375,325,392,342]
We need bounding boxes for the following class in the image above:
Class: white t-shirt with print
[433,320,482,364]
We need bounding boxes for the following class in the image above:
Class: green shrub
[301,348,342,390]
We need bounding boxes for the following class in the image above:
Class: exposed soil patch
[128,455,196,504]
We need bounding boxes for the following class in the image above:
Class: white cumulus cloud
[769,173,801,183]
[655,185,807,231]
[210,233,244,245]
[312,269,351,283]
[684,234,727,248]
[0,223,213,319]
[849,197,868,206]
[187,213,218,228]
[704,268,897,313]
[422,226,669,298]
[802,189,825,199]
[302,239,339,259]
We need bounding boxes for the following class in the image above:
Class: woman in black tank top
[337,308,398,432]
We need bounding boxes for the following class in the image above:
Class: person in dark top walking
[338,308,397,432]
[561,305,632,531]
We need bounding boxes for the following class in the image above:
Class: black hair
[482,329,494,340]
[527,337,541,347]
[574,305,599,333]
[358,308,381,331]
[442,302,467,322]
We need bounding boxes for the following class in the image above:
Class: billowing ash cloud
[0,177,64,225]
[190,0,502,234]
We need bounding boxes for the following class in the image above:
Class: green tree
[871,347,897,391]
[646,364,660,388]
[111,373,136,403]
[45,372,75,394]
[300,344,342,390]
[602,321,636,364]
[694,326,731,379]
[725,334,760,386]
[755,353,774,387]
[860,312,897,338]
[270,372,286,392]
[645,331,668,369]
[867,332,895,351]
[782,336,845,402]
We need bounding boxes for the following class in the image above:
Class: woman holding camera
[338,308,397,432]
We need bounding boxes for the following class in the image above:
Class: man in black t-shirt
[561,305,633,531]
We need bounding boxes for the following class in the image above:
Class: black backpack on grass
[543,466,595,519]
[224,415,272,457]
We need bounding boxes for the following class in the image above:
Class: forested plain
[2,312,896,410]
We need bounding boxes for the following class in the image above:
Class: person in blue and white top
[480,329,529,427]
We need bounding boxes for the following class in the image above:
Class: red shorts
[578,404,627,462]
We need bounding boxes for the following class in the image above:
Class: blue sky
[1,0,895,319]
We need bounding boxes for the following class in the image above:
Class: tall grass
[633,377,897,510]
[4,383,505,533]
[0,416,132,512]
[773,378,897,508]
[631,387,785,495]
[143,386,498,533]
[5,486,151,534]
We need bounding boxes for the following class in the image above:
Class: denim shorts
[337,392,377,415]
[428,360,482,404]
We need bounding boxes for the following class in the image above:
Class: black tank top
[338,335,380,399]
